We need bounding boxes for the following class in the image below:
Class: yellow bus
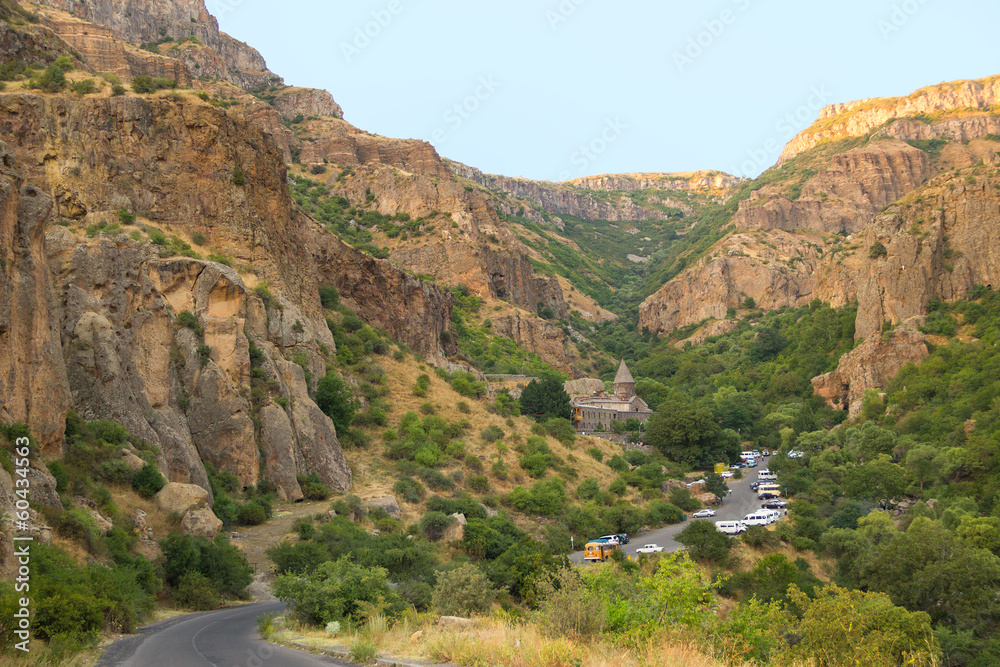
[583,540,619,562]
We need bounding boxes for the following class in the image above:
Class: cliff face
[0,141,71,456]
[39,13,192,85]
[34,0,275,89]
[448,162,734,222]
[298,118,449,178]
[781,75,1000,161]
[733,141,933,235]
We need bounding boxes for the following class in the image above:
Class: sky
[211,0,1000,182]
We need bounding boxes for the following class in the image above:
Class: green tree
[519,377,571,422]
[315,374,357,434]
[675,519,731,565]
[904,444,939,492]
[843,457,909,509]
[645,396,722,467]
[781,584,938,667]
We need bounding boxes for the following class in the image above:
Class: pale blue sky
[212,1,1000,181]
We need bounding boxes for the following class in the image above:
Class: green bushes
[393,476,426,503]
[160,533,252,605]
[131,75,177,93]
[297,472,331,501]
[273,558,406,626]
[132,462,166,498]
[676,520,732,565]
[431,564,496,616]
[504,479,566,518]
[518,435,558,478]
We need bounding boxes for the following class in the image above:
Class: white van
[763,509,781,522]
[740,451,755,461]
[715,520,747,535]
[743,511,773,527]
[758,473,777,482]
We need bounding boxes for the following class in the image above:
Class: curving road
[571,464,774,562]
[98,600,356,667]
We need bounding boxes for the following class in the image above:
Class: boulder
[120,449,148,472]
[442,513,467,542]
[438,616,474,628]
[364,495,401,519]
[182,507,223,538]
[155,482,210,514]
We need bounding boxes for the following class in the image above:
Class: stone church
[569,360,654,431]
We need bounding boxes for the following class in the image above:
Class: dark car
[616,533,630,544]
[761,499,787,509]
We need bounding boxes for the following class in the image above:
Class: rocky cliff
[447,161,734,222]
[780,75,1000,162]
[34,0,276,89]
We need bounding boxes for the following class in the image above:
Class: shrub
[586,447,603,462]
[609,478,627,496]
[232,164,246,186]
[190,231,206,246]
[132,463,166,498]
[647,500,685,525]
[536,567,606,638]
[175,571,220,610]
[111,82,127,96]
[131,75,176,93]
[94,459,135,486]
[669,488,702,512]
[272,558,406,625]
[419,511,455,541]
[32,63,66,92]
[319,285,340,309]
[236,501,268,526]
[71,78,96,96]
[869,241,888,259]
[432,564,496,617]
[393,477,425,504]
[467,474,490,493]
[297,472,331,501]
[676,520,732,565]
[310,164,327,175]
[481,425,504,443]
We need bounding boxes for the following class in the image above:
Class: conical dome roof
[614,360,635,385]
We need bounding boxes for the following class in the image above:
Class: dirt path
[229,500,329,600]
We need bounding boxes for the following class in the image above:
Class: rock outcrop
[272,87,344,121]
[0,140,71,455]
[781,75,1000,161]
[155,482,209,514]
[812,322,929,418]
[34,0,278,90]
[448,162,736,222]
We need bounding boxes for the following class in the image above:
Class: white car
[635,544,663,554]
[691,509,717,518]
[720,470,734,478]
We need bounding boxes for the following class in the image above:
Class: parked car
[686,478,706,488]
[720,470,734,478]
[692,508,717,518]
[636,544,664,554]
[750,481,761,491]
[761,499,788,509]
[616,533,630,544]
[762,449,771,456]
[730,461,747,469]
[597,534,622,544]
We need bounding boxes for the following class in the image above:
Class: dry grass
[267,613,760,667]
[111,488,176,537]
[343,349,628,531]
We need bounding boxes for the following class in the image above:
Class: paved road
[571,464,772,562]
[98,601,356,667]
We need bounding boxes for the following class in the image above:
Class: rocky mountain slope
[639,77,1000,415]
